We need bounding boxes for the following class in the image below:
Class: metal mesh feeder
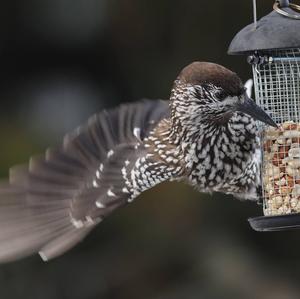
[228,1,300,231]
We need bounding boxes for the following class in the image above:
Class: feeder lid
[228,6,300,55]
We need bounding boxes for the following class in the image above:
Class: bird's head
[170,62,276,137]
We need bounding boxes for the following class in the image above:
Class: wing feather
[0,99,169,262]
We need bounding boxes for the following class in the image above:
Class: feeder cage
[228,0,300,231]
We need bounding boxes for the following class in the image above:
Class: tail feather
[0,99,169,262]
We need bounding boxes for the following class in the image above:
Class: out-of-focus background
[0,0,300,298]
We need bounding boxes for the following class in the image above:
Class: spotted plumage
[0,61,276,262]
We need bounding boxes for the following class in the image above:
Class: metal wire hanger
[273,0,300,19]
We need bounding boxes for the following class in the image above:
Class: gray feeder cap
[228,7,300,55]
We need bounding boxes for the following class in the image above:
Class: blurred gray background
[0,0,300,298]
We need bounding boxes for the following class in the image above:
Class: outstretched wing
[0,99,169,262]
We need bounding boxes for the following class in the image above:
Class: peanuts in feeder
[263,122,300,216]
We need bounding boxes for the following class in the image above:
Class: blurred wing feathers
[0,99,169,262]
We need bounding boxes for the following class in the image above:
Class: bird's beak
[235,93,278,128]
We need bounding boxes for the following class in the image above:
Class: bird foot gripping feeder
[228,0,300,231]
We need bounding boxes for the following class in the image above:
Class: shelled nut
[263,121,300,216]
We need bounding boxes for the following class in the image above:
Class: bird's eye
[215,90,228,101]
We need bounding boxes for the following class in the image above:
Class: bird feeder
[228,0,300,231]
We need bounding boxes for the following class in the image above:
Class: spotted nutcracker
[0,61,276,262]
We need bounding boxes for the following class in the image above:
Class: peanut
[263,121,300,216]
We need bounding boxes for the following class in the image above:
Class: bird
[0,61,277,263]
